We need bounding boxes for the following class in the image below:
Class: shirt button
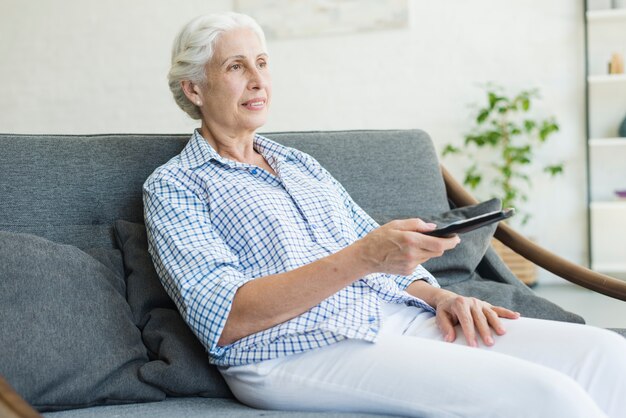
[370,327,378,333]
[310,224,316,229]
[250,168,258,175]
[368,316,376,323]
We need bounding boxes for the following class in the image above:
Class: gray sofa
[1,129,624,418]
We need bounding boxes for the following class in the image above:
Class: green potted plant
[442,84,563,226]
[442,84,564,286]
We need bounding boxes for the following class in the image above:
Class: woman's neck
[199,123,259,163]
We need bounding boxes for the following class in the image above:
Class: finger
[436,311,457,343]
[454,300,478,347]
[471,303,494,346]
[414,219,437,233]
[392,218,436,232]
[492,306,521,320]
[417,234,461,253]
[484,307,507,336]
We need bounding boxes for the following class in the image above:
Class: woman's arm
[145,172,460,350]
[219,218,460,346]
[218,240,366,345]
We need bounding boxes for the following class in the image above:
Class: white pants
[219,302,626,418]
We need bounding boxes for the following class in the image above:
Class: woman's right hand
[356,219,461,276]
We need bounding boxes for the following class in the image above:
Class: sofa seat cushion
[0,231,165,412]
[42,397,397,418]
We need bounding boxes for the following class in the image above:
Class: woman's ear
[181,80,202,106]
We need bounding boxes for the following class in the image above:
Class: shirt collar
[179,129,295,169]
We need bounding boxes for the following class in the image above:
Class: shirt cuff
[394,266,440,290]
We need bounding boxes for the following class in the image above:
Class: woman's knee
[571,327,626,376]
[506,366,606,418]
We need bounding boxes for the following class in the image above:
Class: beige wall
[0,0,587,283]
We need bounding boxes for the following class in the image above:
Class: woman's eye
[229,64,241,71]
[258,61,267,68]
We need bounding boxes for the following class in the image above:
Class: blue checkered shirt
[143,130,439,367]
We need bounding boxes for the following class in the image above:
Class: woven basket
[491,239,537,287]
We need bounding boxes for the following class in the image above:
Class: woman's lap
[220,303,625,417]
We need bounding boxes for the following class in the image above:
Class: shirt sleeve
[315,161,440,290]
[143,170,253,361]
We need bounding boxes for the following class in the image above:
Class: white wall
[0,0,587,283]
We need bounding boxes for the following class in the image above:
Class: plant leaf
[538,119,559,142]
[523,119,536,133]
[464,165,482,189]
[488,92,500,109]
[477,109,490,124]
[544,164,564,176]
[442,144,460,156]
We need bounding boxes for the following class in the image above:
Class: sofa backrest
[0,129,449,249]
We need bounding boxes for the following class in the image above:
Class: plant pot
[491,239,537,287]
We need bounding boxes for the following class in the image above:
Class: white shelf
[586,6,626,272]
[588,74,626,84]
[587,8,626,22]
[591,263,626,274]
[590,200,626,209]
[590,201,626,268]
[589,137,626,146]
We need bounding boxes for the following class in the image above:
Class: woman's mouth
[241,98,266,110]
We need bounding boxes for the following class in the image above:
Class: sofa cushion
[420,198,501,287]
[84,247,126,279]
[0,231,165,412]
[415,200,585,323]
[113,220,233,398]
[112,221,176,328]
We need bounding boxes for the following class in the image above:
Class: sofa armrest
[441,165,626,301]
[0,376,42,418]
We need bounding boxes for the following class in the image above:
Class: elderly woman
[144,12,626,418]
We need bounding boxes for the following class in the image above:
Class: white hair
[168,12,267,120]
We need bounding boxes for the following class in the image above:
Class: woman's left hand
[435,291,520,347]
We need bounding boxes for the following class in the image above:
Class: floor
[533,283,626,329]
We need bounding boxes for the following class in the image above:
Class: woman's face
[199,27,271,136]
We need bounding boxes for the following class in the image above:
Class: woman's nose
[247,68,267,90]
